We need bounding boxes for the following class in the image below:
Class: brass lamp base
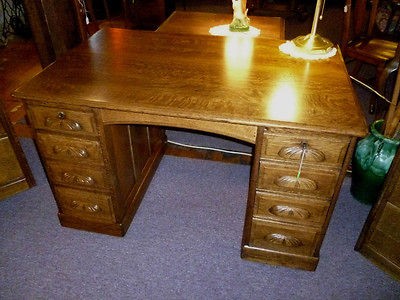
[292,33,334,54]
[279,33,337,60]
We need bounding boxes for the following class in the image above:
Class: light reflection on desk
[266,81,299,122]
[224,36,254,87]
[266,62,312,122]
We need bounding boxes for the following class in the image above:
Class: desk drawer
[250,219,319,257]
[254,192,329,226]
[29,105,97,135]
[46,161,109,190]
[261,128,349,166]
[258,161,339,199]
[36,133,103,164]
[54,186,115,222]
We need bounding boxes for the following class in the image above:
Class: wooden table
[14,27,367,271]
[157,11,285,39]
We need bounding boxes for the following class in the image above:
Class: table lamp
[279,0,337,59]
[209,0,260,37]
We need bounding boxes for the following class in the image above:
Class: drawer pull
[45,113,82,131]
[278,142,325,162]
[269,205,311,220]
[275,142,317,191]
[265,233,303,247]
[53,145,89,158]
[58,111,66,119]
[63,172,95,186]
[275,175,317,190]
[71,200,102,213]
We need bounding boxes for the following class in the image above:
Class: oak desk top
[157,11,286,39]
[14,28,367,139]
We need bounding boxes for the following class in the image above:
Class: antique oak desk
[14,28,367,271]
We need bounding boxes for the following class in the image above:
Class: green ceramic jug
[351,119,400,204]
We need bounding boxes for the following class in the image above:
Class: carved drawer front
[250,219,319,256]
[261,128,349,167]
[29,105,97,135]
[36,133,103,164]
[258,161,339,199]
[46,161,109,190]
[54,186,115,222]
[254,192,329,226]
[368,203,400,266]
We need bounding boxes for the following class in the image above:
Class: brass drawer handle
[62,172,95,186]
[265,233,303,248]
[268,205,311,220]
[53,145,89,158]
[71,200,101,213]
[278,142,325,162]
[44,111,82,131]
[275,142,317,190]
[58,111,66,119]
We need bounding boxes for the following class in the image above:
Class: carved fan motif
[45,115,82,131]
[53,145,88,158]
[71,200,101,213]
[265,233,303,247]
[278,143,325,162]
[269,205,311,219]
[275,175,317,190]
[62,172,95,186]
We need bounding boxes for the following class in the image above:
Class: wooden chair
[341,0,399,116]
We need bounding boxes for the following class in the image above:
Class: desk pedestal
[27,103,166,236]
[241,127,356,270]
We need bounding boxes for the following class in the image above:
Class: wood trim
[241,126,263,248]
[100,109,258,144]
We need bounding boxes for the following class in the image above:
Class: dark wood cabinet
[0,104,35,200]
[355,148,400,281]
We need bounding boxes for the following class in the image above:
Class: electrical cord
[350,75,391,104]
[167,140,252,157]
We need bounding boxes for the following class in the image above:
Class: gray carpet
[1,136,399,299]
